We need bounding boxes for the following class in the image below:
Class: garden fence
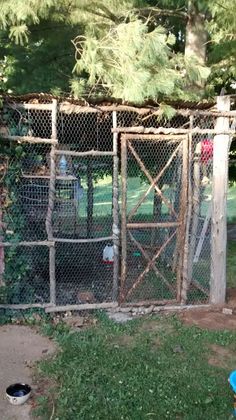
[0,96,234,311]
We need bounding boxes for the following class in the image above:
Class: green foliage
[0,109,34,303]
[73,19,209,103]
[0,0,234,98]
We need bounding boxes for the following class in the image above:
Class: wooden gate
[120,133,189,305]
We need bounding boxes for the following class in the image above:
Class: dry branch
[122,230,176,302]
[128,141,177,218]
[128,142,182,221]
[128,231,175,294]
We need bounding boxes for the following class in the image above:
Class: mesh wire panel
[186,132,213,304]
[3,106,52,138]
[0,106,219,307]
[122,136,182,303]
[56,241,114,305]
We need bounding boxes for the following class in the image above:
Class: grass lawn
[227,241,236,288]
[36,313,236,420]
[80,176,236,222]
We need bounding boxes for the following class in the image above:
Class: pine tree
[0,0,235,99]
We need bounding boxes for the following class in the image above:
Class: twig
[49,396,55,420]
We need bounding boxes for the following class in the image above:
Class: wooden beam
[46,99,57,306]
[181,117,193,303]
[2,135,58,145]
[55,150,115,157]
[210,96,231,304]
[120,134,127,301]
[1,240,54,247]
[7,100,236,117]
[9,103,52,111]
[0,303,53,309]
[112,127,235,135]
[53,236,113,244]
[127,222,180,229]
[112,111,119,302]
[45,302,118,313]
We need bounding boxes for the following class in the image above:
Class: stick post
[210,96,230,304]
[46,99,57,305]
[112,111,119,301]
[120,134,127,302]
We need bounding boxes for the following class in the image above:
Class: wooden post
[112,111,119,301]
[120,134,127,302]
[176,136,189,301]
[210,96,230,304]
[46,99,57,305]
[181,116,193,303]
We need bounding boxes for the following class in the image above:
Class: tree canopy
[0,0,235,102]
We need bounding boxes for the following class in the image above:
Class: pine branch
[137,7,188,21]
[83,2,121,24]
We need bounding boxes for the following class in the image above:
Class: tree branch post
[46,99,57,305]
[112,111,119,301]
[210,96,231,304]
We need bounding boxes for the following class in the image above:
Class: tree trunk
[185,0,208,88]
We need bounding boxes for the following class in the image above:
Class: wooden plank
[112,127,234,135]
[22,174,77,181]
[45,302,118,313]
[124,134,187,141]
[112,111,119,301]
[8,101,236,117]
[127,222,180,229]
[120,134,127,301]
[0,303,53,309]
[181,117,193,303]
[210,96,231,304]
[1,240,54,247]
[9,103,52,111]
[2,135,58,145]
[55,150,115,157]
[54,236,113,244]
[176,136,188,302]
[46,99,57,305]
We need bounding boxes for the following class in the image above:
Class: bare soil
[208,344,236,369]
[181,310,236,330]
[0,325,56,420]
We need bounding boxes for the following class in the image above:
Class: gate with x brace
[119,133,189,305]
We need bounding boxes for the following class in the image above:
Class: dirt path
[0,325,56,420]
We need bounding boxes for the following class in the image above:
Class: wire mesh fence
[0,100,232,308]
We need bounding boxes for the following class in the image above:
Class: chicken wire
[0,103,228,307]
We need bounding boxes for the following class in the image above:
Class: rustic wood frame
[120,133,189,304]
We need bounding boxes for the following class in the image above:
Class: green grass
[79,175,236,222]
[35,313,236,420]
[227,241,236,288]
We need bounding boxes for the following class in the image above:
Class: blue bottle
[59,155,67,176]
